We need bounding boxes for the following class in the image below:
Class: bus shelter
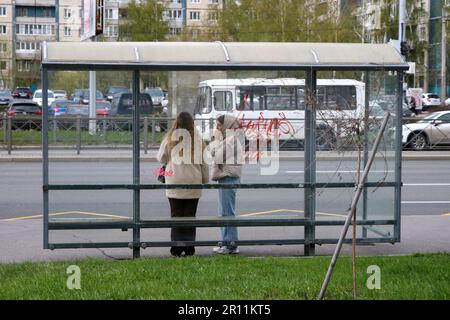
[41,42,408,258]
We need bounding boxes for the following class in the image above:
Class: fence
[2,113,450,154]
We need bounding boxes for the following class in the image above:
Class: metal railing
[3,114,450,154]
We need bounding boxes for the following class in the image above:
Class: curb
[2,155,450,162]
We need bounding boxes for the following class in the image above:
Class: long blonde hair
[165,112,204,159]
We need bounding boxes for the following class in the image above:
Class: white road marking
[402,201,450,204]
[403,183,450,186]
[286,170,393,174]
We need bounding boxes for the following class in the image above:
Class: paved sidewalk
[2,148,450,162]
[0,214,448,263]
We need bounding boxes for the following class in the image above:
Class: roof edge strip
[216,41,231,62]
[310,49,320,64]
[42,41,48,62]
[40,62,410,71]
[134,47,140,62]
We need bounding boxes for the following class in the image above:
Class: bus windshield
[195,86,212,114]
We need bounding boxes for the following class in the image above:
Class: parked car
[72,89,105,104]
[63,102,111,117]
[421,93,441,111]
[49,100,76,116]
[105,86,130,102]
[445,97,450,107]
[33,89,56,107]
[95,101,112,116]
[64,104,89,116]
[402,111,450,150]
[6,100,42,129]
[370,100,414,117]
[110,92,154,115]
[144,87,165,106]
[12,87,33,99]
[0,89,13,106]
[53,90,68,100]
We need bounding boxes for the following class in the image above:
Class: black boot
[170,246,183,257]
[184,246,195,256]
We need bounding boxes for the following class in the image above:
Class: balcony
[14,0,56,6]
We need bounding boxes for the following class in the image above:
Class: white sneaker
[213,246,239,254]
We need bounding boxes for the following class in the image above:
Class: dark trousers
[168,198,199,242]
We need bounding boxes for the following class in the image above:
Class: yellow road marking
[0,211,128,222]
[240,209,303,217]
[240,208,347,218]
[317,212,347,218]
[71,211,129,219]
[2,208,348,222]
[1,211,76,222]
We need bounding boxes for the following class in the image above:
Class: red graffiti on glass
[238,111,295,138]
[153,168,174,177]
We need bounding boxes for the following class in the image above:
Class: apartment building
[0,0,84,89]
[354,0,448,97]
[163,0,222,39]
[0,1,13,88]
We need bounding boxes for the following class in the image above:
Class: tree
[119,0,169,41]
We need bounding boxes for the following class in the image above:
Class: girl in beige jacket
[157,112,209,257]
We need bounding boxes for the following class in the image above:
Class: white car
[445,97,450,106]
[402,111,450,150]
[421,93,441,110]
[33,89,55,107]
[53,90,67,100]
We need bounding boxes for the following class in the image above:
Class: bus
[194,78,366,148]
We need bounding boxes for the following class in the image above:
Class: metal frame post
[394,71,403,241]
[143,116,148,154]
[7,115,11,155]
[132,70,141,258]
[362,71,370,238]
[42,67,49,249]
[304,69,317,256]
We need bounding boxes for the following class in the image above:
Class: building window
[64,9,72,18]
[0,25,6,34]
[0,43,7,52]
[191,0,201,4]
[189,11,200,20]
[16,24,56,35]
[169,9,182,19]
[105,25,118,37]
[0,7,6,17]
[169,27,181,36]
[18,60,32,72]
[16,7,27,17]
[208,0,219,3]
[64,27,71,37]
[208,11,218,21]
[0,61,6,70]
[42,8,52,17]
[105,9,113,19]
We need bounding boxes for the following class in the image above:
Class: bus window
[214,91,233,111]
[297,87,305,110]
[237,87,264,111]
[315,86,356,110]
[195,86,212,114]
[325,86,356,110]
[266,86,301,110]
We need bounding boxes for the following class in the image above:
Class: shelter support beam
[304,70,317,256]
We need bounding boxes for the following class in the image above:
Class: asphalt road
[1,159,449,221]
[0,159,449,261]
